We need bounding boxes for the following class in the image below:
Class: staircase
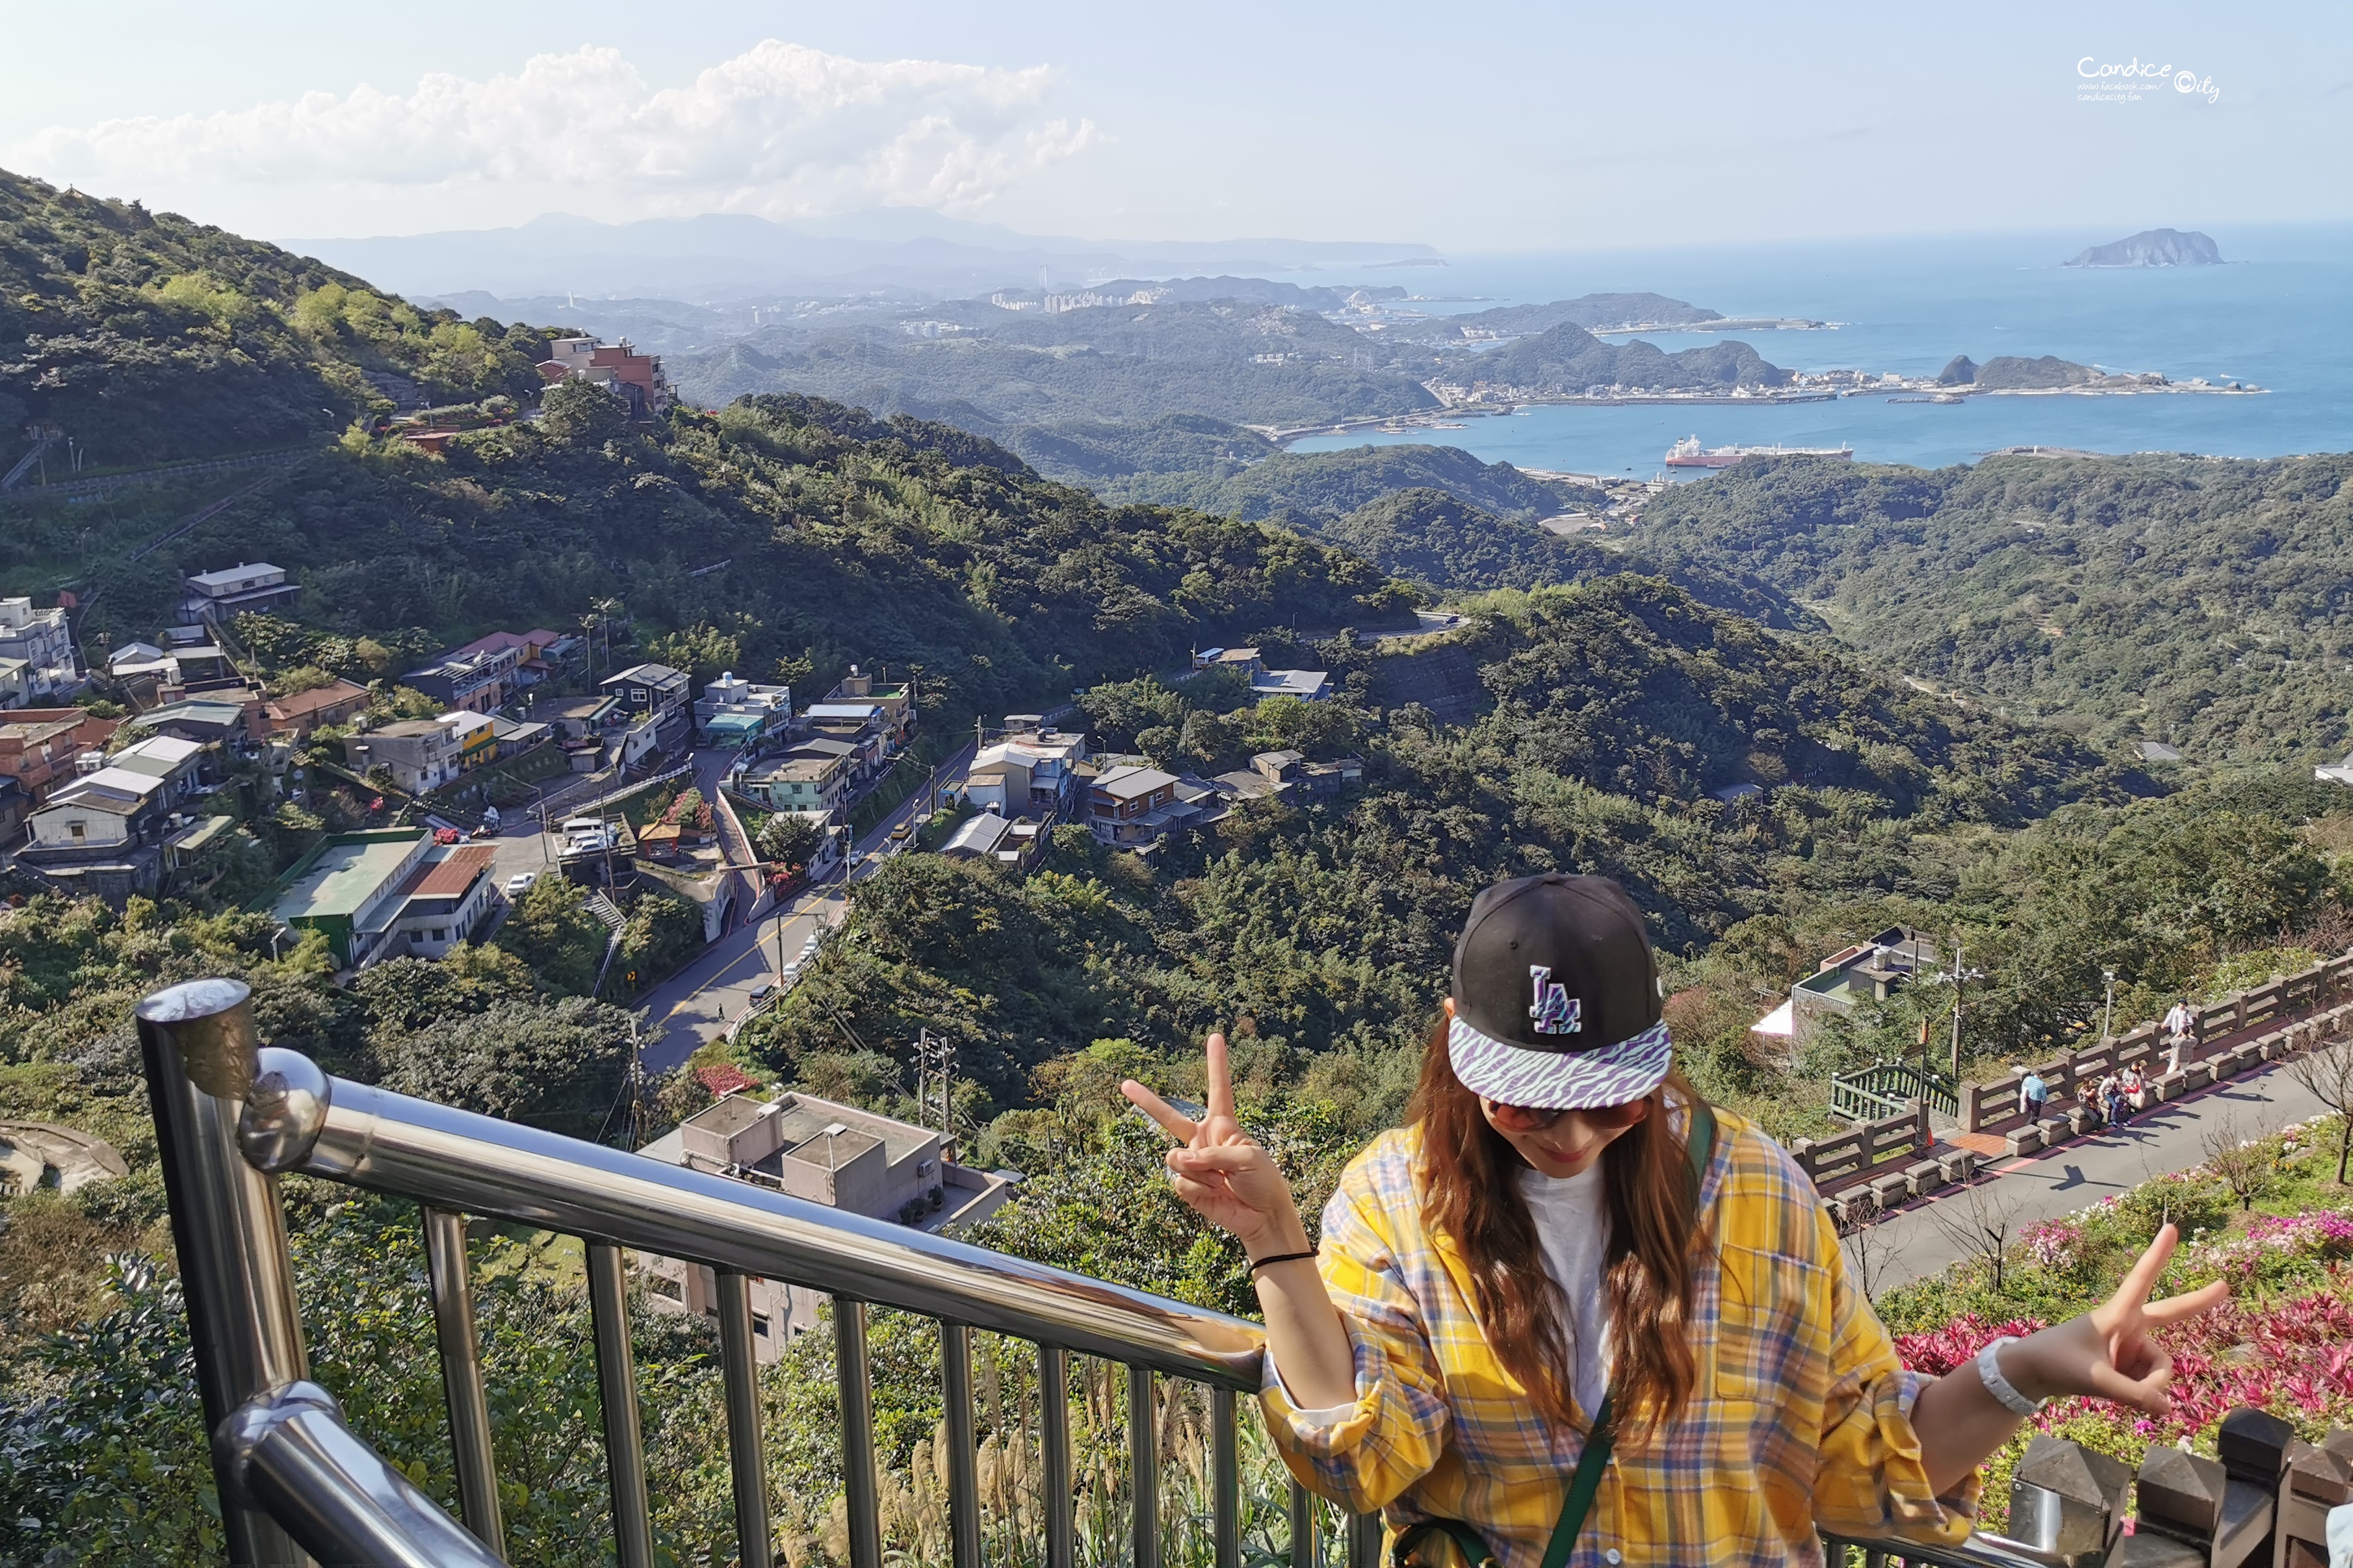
[586,891,629,991]
[0,431,58,491]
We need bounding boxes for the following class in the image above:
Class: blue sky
[3,0,2345,251]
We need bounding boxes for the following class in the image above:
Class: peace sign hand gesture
[1121,1033,1312,1261]
[2009,1223,2229,1413]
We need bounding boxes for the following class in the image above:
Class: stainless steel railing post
[587,1241,655,1568]
[1128,1364,1158,1568]
[1211,1386,1240,1568]
[135,977,314,1568]
[423,1207,506,1560]
[942,1324,983,1568]
[837,1300,884,1568]
[1346,1510,1382,1568]
[1041,1345,1076,1568]
[1288,1481,1318,1568]
[714,1268,775,1568]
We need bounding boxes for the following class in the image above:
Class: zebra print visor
[1447,1013,1674,1111]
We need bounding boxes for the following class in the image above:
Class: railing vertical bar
[714,1268,774,1568]
[1211,1385,1240,1568]
[1041,1345,1076,1568]
[1128,1363,1158,1568]
[1288,1480,1317,1568]
[1347,1510,1382,1568]
[586,1240,655,1568]
[836,1300,884,1568]
[942,1324,983,1568]
[423,1206,506,1560]
[134,978,313,1568]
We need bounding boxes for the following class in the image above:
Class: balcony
[125,977,2306,1567]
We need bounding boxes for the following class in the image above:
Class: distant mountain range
[2064,229,2223,268]
[280,210,1444,303]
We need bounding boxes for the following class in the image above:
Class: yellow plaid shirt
[1260,1109,1977,1566]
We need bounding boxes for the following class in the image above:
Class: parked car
[504,872,537,897]
[748,981,778,1006]
[889,820,914,842]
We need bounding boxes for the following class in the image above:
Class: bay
[1280,224,2353,476]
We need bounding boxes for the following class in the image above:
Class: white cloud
[12,40,1097,216]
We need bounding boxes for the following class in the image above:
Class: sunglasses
[1482,1096,1652,1133]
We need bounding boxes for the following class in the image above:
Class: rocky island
[2064,228,2224,267]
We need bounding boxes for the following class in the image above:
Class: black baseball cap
[1447,873,1672,1110]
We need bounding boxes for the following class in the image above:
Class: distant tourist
[2120,1064,2148,1116]
[2019,1070,2050,1122]
[1126,872,2228,1565]
[2163,997,2198,1068]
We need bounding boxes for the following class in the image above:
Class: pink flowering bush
[2019,1219,2084,1272]
[1892,1313,2046,1377]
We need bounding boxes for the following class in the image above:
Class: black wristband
[1249,1249,1318,1273]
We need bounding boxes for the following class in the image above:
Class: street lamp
[2100,968,2118,1045]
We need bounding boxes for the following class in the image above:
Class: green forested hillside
[746,574,2143,1120]
[671,301,1443,431]
[1107,441,1593,520]
[1628,452,2353,762]
[1472,322,1790,392]
[1312,489,1600,590]
[20,389,1410,716]
[0,168,556,466]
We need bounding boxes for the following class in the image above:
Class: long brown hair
[1407,1018,1704,1438]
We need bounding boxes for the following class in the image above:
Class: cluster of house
[635,1082,1015,1360]
[727,667,916,815]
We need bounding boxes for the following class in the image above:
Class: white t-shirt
[1279,1160,1613,1422]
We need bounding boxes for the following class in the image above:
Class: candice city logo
[2077,57,2220,104]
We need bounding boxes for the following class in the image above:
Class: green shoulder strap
[1390,1099,1718,1568]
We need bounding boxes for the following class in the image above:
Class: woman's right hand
[1123,1033,1310,1259]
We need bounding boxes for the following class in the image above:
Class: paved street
[634,737,978,1072]
[1860,1055,2334,1293]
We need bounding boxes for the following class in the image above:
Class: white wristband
[1975,1336,2044,1417]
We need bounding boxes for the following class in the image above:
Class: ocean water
[1283,225,2353,476]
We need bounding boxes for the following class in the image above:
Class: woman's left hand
[2008,1223,2228,1413]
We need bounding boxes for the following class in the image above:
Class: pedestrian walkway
[1860,1053,2333,1292]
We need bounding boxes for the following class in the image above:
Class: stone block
[2133,1443,2226,1539]
[1938,1148,1979,1183]
[2008,1435,2131,1562]
[2007,1125,2044,1157]
[2275,1437,2353,1568]
[2040,1114,2075,1144]
[2183,1062,2214,1090]
[1904,1158,1947,1196]
[1869,1170,1913,1207]
[2218,1406,2294,1489]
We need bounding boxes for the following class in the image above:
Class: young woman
[1126,874,2227,1567]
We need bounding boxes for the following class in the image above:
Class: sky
[3,0,2346,253]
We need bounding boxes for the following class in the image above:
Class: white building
[635,1092,1016,1361]
[0,598,77,699]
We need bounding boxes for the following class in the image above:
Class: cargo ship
[1665,435,1855,468]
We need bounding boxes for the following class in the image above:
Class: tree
[1928,1175,2027,1294]
[759,811,824,870]
[495,877,608,996]
[539,376,631,445]
[376,995,637,1140]
[2286,1033,2353,1184]
[2200,1114,2276,1211]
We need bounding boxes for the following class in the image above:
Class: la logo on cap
[1529,965,1581,1035]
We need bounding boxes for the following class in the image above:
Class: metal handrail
[216,1381,504,1568]
[266,1058,1269,1387]
[138,976,2112,1568]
